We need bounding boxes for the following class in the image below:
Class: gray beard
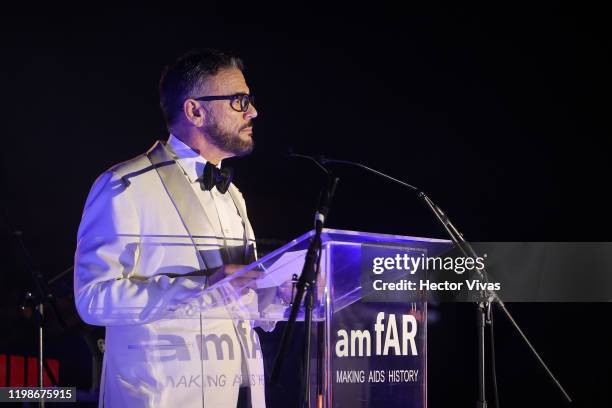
[204,121,254,157]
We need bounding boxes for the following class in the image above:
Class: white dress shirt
[167,134,248,259]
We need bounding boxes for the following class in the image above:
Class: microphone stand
[12,229,64,408]
[270,154,339,408]
[321,158,572,407]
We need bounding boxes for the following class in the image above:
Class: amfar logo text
[133,321,262,361]
[335,312,417,357]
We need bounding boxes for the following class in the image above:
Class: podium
[103,229,452,407]
[192,229,453,407]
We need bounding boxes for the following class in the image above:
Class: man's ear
[183,99,206,127]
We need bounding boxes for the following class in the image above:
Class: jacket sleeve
[233,187,279,332]
[74,170,206,326]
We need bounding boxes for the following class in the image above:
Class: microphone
[287,151,339,229]
[319,157,419,192]
[315,173,339,228]
[315,156,465,241]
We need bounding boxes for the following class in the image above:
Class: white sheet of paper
[255,249,307,288]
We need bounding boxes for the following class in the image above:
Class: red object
[9,355,24,387]
[27,357,38,386]
[43,359,59,386]
[0,354,6,386]
[0,354,59,386]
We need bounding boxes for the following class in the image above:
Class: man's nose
[244,103,258,120]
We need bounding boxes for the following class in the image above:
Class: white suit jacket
[74,141,266,407]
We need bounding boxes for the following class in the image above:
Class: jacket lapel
[146,140,223,270]
[228,185,257,263]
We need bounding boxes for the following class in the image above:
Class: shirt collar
[166,134,222,183]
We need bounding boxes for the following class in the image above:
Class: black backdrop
[1,4,610,407]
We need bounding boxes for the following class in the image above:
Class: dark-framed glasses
[193,93,255,113]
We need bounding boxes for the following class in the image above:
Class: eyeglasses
[192,93,255,113]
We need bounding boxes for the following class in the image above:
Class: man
[74,49,267,407]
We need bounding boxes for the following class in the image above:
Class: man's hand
[208,264,263,292]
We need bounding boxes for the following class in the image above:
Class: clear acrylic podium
[104,229,451,407]
[187,228,453,408]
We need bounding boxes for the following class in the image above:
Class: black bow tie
[199,161,233,194]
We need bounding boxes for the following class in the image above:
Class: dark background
[1,3,610,407]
